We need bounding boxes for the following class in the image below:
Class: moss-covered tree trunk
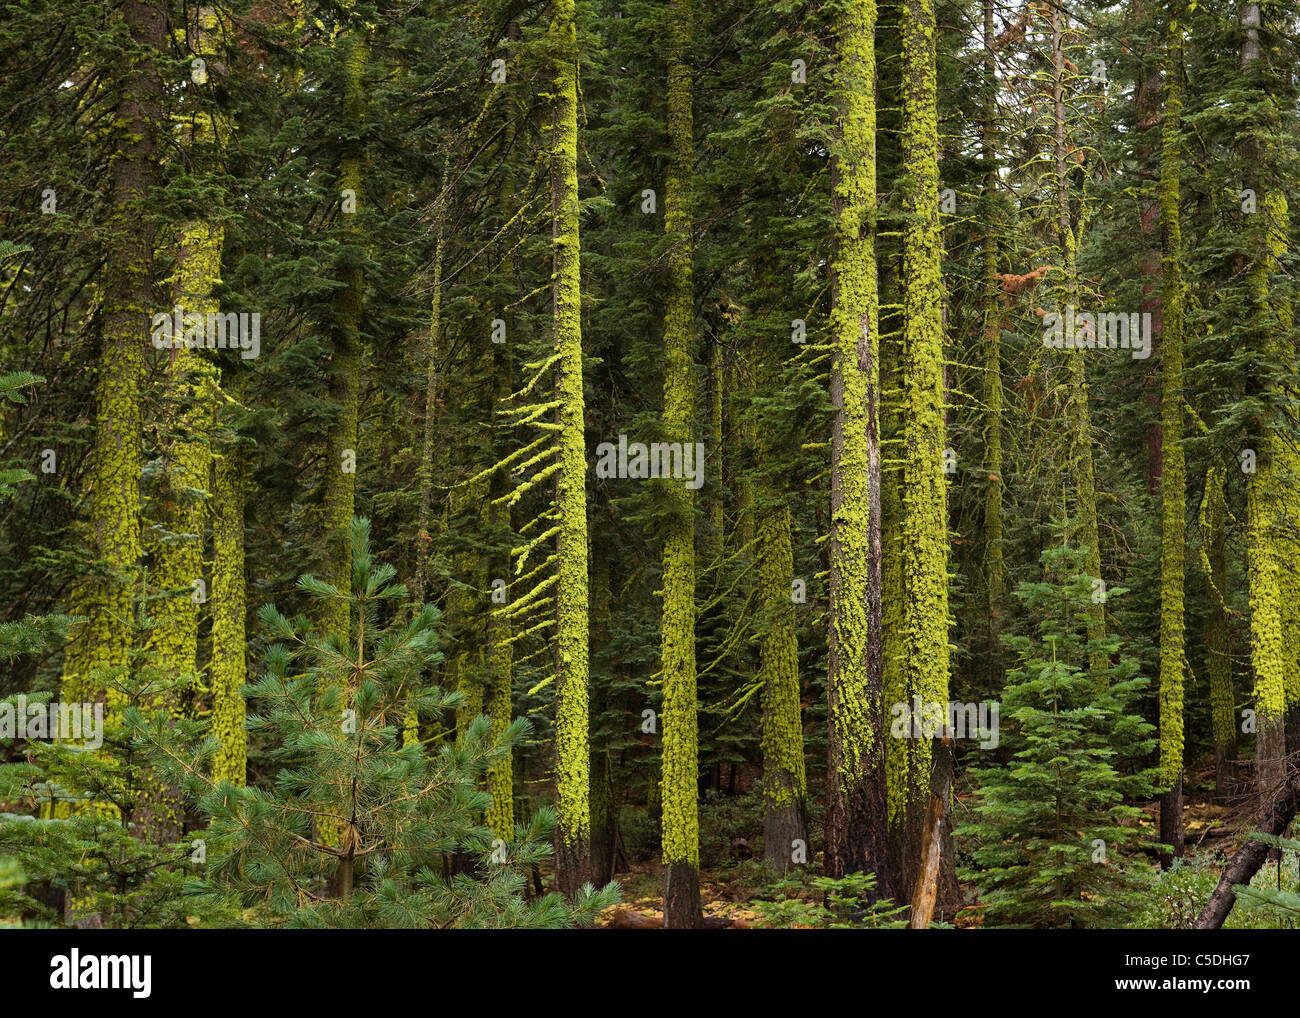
[322,28,368,643]
[485,306,515,843]
[1202,462,1236,801]
[659,0,701,928]
[210,436,247,786]
[979,0,1004,690]
[893,0,950,898]
[549,0,592,897]
[1238,3,1288,798]
[1049,8,1105,677]
[1157,12,1186,866]
[413,182,445,620]
[757,494,806,875]
[824,0,891,895]
[58,0,164,839]
[589,541,616,884]
[317,25,368,860]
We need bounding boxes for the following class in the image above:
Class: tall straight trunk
[895,0,950,896]
[705,339,725,570]
[318,26,368,857]
[758,495,806,875]
[549,0,592,897]
[980,0,1004,690]
[1238,2,1287,798]
[210,436,247,786]
[1249,188,1291,796]
[659,0,701,929]
[322,29,368,642]
[485,296,515,843]
[413,183,445,618]
[1049,7,1105,676]
[1157,12,1186,866]
[149,222,217,720]
[57,0,164,840]
[1202,462,1236,800]
[589,542,615,883]
[825,0,891,895]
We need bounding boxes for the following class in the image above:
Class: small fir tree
[184,516,618,928]
[957,534,1157,928]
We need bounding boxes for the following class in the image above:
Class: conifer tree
[825,0,890,892]
[958,538,1157,928]
[1157,7,1187,865]
[549,0,592,897]
[659,0,701,929]
[895,0,951,886]
[58,0,165,746]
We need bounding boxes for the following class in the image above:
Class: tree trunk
[824,0,892,898]
[758,501,806,875]
[658,0,701,928]
[894,0,950,894]
[1157,11,1186,867]
[549,0,592,899]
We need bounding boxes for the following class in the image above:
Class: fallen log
[1193,762,1300,929]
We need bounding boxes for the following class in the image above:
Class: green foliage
[957,535,1158,928]
[0,673,238,929]
[1230,833,1300,924]
[186,516,618,928]
[750,871,909,929]
[1134,850,1299,930]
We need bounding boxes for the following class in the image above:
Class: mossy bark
[980,0,1004,689]
[658,0,701,929]
[210,439,247,786]
[549,0,592,896]
[1246,189,1290,794]
[57,0,164,837]
[485,335,514,841]
[317,27,368,855]
[1235,3,1287,798]
[825,0,891,894]
[758,499,806,874]
[322,29,369,643]
[1049,9,1105,677]
[589,542,616,883]
[1201,464,1236,800]
[894,0,951,894]
[1157,14,1185,865]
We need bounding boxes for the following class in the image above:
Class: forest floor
[591,760,1265,929]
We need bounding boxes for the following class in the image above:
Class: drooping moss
[549,0,592,894]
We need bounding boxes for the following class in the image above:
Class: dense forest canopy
[3,0,1300,937]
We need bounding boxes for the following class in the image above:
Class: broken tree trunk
[909,742,954,929]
